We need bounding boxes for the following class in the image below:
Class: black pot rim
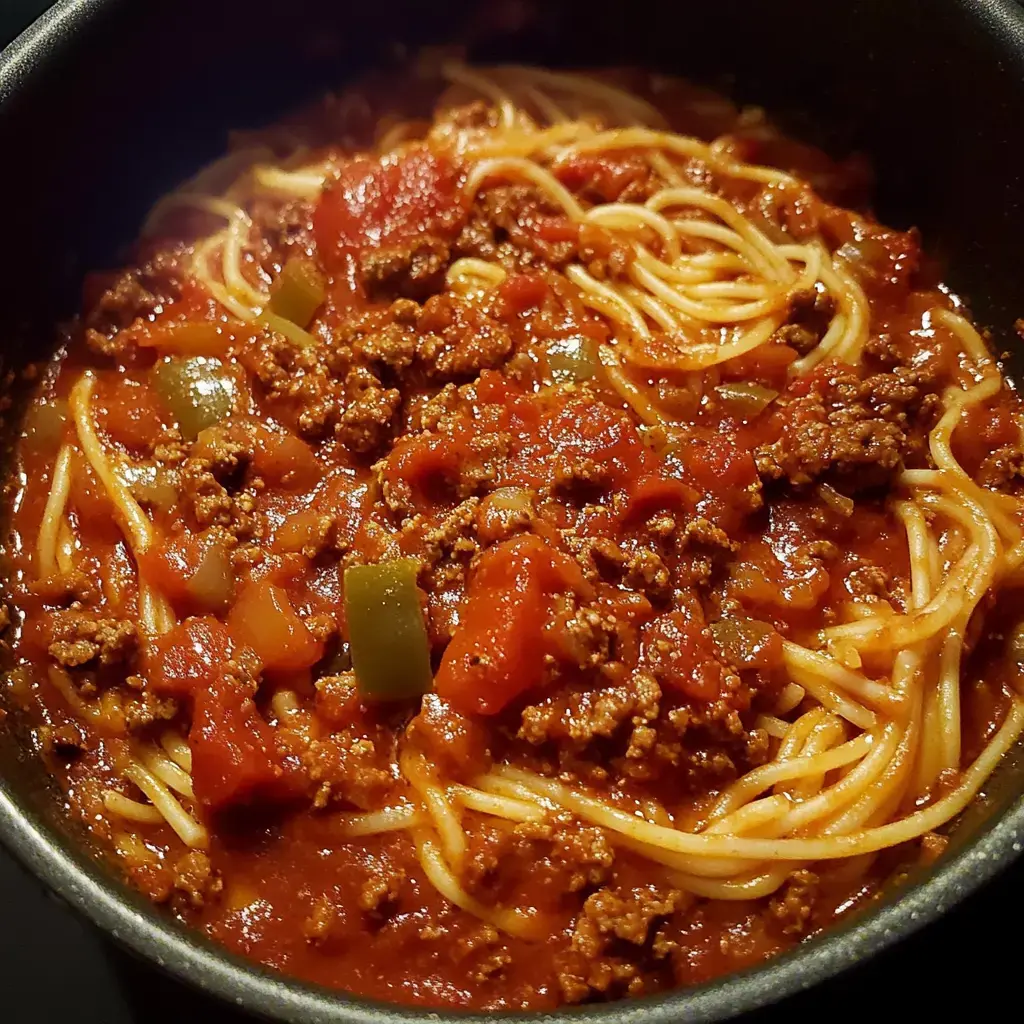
[4,0,1024,1020]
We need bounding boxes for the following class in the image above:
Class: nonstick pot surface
[2,1,1024,1021]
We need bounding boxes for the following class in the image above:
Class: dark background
[0,1,1014,1020]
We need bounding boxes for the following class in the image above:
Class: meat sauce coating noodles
[3,60,1024,1008]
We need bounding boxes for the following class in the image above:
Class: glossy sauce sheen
[1,67,1021,1008]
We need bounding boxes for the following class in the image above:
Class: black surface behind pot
[2,1,1024,1021]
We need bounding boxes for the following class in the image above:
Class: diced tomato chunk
[67,452,118,538]
[385,373,657,511]
[140,533,205,608]
[475,368,523,409]
[786,361,841,399]
[95,378,167,452]
[684,432,758,497]
[227,581,323,673]
[719,341,799,388]
[125,320,258,356]
[140,531,235,615]
[274,475,370,556]
[964,397,1019,449]
[313,147,465,268]
[544,399,655,492]
[498,273,549,316]
[147,616,301,812]
[435,534,587,715]
[148,617,233,697]
[250,426,323,491]
[641,607,726,702]
[190,676,293,813]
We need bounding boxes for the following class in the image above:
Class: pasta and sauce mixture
[3,60,1024,1007]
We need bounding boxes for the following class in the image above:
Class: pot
[1,1,1023,1020]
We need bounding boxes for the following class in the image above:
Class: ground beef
[977,443,1024,490]
[556,956,647,1003]
[405,381,465,433]
[679,517,738,553]
[416,294,513,380]
[186,431,251,486]
[403,497,480,564]
[122,690,180,731]
[454,185,579,268]
[247,318,404,457]
[772,286,836,355]
[463,813,615,903]
[751,181,822,243]
[556,152,661,205]
[379,425,511,518]
[519,672,662,749]
[844,560,892,600]
[575,538,672,602]
[755,363,938,492]
[48,613,138,668]
[768,868,819,936]
[170,850,223,911]
[179,456,261,541]
[517,817,616,893]
[573,884,682,956]
[577,225,634,281]
[313,672,368,728]
[459,925,511,983]
[553,456,611,498]
[544,602,617,672]
[302,896,336,945]
[406,693,491,780]
[342,300,420,371]
[358,859,405,915]
[360,237,450,301]
[83,249,187,356]
[247,326,325,397]
[334,368,402,454]
[526,659,763,791]
[862,331,905,370]
[283,511,352,560]
[336,290,515,396]
[303,732,395,810]
[474,487,535,544]
[29,567,98,604]
[248,195,315,256]
[556,884,682,1003]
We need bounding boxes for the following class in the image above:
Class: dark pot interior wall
[2,0,1024,361]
